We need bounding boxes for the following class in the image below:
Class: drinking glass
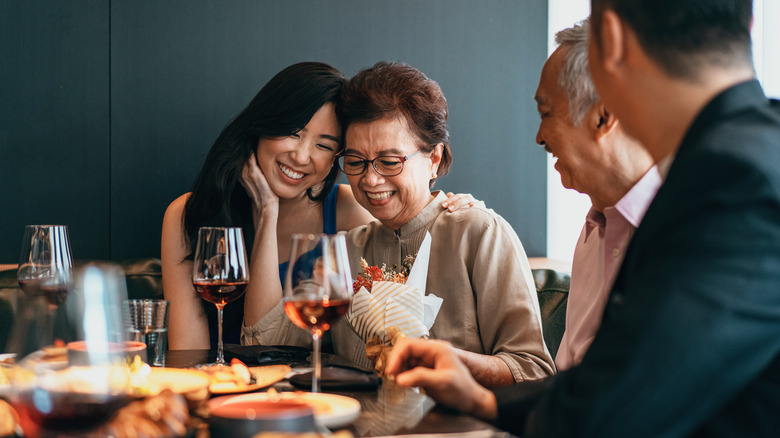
[17,225,73,308]
[123,299,170,366]
[6,262,131,436]
[192,227,249,366]
[283,233,352,393]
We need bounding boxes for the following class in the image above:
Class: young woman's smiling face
[344,116,441,230]
[255,102,340,200]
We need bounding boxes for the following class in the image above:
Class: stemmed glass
[17,225,73,308]
[192,227,249,366]
[7,262,131,436]
[283,233,352,393]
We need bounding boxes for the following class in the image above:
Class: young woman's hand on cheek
[241,152,279,221]
[442,192,486,212]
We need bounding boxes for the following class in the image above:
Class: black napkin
[223,344,311,366]
[289,364,380,390]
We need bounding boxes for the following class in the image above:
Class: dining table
[164,346,512,438]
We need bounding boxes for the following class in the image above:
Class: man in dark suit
[385,1,780,436]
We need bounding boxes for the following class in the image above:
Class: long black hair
[183,62,346,254]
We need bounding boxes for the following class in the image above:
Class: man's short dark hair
[591,0,753,80]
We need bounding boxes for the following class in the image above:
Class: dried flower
[352,256,415,293]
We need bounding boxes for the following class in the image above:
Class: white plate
[216,392,361,429]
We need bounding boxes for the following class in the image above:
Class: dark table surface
[165,348,510,437]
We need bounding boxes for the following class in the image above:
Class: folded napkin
[223,344,310,366]
[346,232,443,343]
[289,364,380,390]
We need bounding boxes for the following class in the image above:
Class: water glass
[123,299,170,366]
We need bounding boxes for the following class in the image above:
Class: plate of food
[141,367,211,398]
[16,347,68,371]
[201,360,291,395]
[0,354,14,365]
[219,390,362,428]
[0,362,14,399]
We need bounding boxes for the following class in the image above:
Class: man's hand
[385,337,498,421]
[240,152,278,220]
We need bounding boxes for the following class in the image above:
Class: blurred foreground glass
[17,225,73,308]
[192,227,249,366]
[6,262,132,436]
[123,299,170,366]
[283,233,352,393]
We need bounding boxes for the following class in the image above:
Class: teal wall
[1,0,548,261]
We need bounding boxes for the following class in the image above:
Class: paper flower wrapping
[345,233,443,375]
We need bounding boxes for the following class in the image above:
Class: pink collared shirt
[555,166,663,371]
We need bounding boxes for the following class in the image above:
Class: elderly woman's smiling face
[344,116,442,230]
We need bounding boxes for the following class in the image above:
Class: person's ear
[596,9,627,76]
[593,102,619,140]
[430,143,444,175]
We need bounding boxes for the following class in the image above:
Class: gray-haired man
[534,19,661,371]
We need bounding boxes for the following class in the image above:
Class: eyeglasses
[337,150,421,176]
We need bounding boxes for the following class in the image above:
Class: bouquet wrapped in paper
[346,233,443,375]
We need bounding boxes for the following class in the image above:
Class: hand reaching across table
[385,337,498,422]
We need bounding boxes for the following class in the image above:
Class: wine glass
[6,262,131,436]
[283,233,352,393]
[192,227,249,366]
[17,225,73,309]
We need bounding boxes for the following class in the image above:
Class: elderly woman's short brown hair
[339,61,453,185]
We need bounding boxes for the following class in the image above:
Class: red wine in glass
[17,225,73,309]
[16,390,130,432]
[18,280,69,307]
[192,227,249,366]
[194,280,248,305]
[284,298,351,334]
[284,233,353,393]
[8,262,131,437]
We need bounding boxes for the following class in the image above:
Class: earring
[431,171,438,179]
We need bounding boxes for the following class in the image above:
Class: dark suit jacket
[493,80,780,437]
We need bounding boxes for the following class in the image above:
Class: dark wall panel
[110,0,548,259]
[1,0,547,262]
[0,1,110,261]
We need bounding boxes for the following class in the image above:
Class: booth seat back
[0,258,164,352]
[532,268,570,360]
[2,260,569,360]
[119,258,164,301]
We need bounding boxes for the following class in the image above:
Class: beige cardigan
[243,191,555,382]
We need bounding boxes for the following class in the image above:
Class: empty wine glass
[192,227,249,366]
[283,233,352,393]
[17,225,73,309]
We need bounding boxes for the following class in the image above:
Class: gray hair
[555,19,600,126]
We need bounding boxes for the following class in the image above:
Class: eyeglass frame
[337,149,422,176]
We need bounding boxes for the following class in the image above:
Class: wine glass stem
[312,330,321,393]
[216,303,225,365]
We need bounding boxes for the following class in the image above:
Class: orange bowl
[207,396,316,437]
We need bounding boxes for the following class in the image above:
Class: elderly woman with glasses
[331,61,555,387]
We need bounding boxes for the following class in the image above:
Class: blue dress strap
[322,183,339,234]
[278,184,340,280]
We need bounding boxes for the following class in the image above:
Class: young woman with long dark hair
[162,62,476,350]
